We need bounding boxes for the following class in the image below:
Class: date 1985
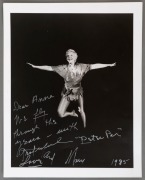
[111,158,130,166]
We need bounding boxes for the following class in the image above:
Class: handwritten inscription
[65,147,85,166]
[14,115,27,125]
[45,118,57,126]
[56,122,78,134]
[111,158,130,166]
[42,151,56,165]
[75,135,104,144]
[16,137,73,160]
[105,129,122,139]
[12,94,128,167]
[13,94,54,111]
[75,129,122,145]
[15,136,41,146]
[33,108,48,123]
[19,155,43,167]
[13,124,39,138]
[32,94,54,104]
[13,101,29,111]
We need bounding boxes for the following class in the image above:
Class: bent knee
[57,109,64,118]
[78,107,84,114]
[80,110,85,115]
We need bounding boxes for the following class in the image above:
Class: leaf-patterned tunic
[52,63,90,101]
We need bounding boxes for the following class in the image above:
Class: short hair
[66,49,77,56]
[66,49,78,60]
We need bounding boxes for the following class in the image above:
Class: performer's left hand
[110,62,116,67]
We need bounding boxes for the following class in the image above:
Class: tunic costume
[52,63,90,101]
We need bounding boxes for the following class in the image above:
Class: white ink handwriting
[45,118,57,126]
[19,155,43,167]
[13,124,39,138]
[13,101,29,111]
[42,151,55,165]
[75,135,104,144]
[56,122,78,134]
[65,147,85,166]
[105,128,122,139]
[16,137,73,161]
[32,94,54,104]
[14,114,27,125]
[33,108,48,123]
[15,136,41,146]
[111,158,130,166]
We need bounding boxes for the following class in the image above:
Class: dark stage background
[11,13,133,167]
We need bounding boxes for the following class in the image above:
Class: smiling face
[66,49,78,66]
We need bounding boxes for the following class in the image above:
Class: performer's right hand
[27,62,35,68]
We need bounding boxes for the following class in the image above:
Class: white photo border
[3,2,142,178]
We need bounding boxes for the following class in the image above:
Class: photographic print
[4,3,142,178]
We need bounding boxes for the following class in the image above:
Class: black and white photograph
[3,3,142,178]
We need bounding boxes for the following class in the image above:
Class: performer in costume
[27,49,116,128]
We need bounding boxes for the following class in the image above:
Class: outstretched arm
[27,62,53,71]
[90,62,116,70]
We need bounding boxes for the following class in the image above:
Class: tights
[57,95,86,128]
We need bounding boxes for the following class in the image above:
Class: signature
[32,94,54,104]
[65,147,85,166]
[56,122,78,134]
[13,124,39,138]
